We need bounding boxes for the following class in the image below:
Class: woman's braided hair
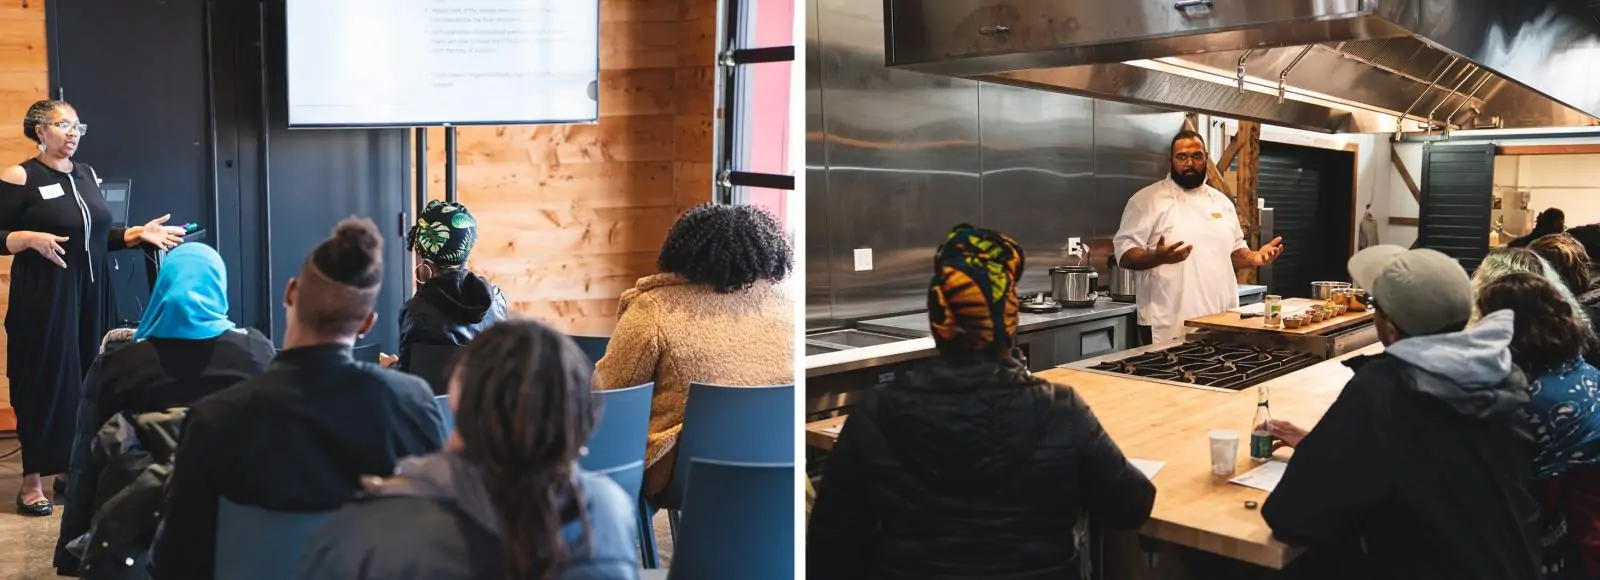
[21,100,69,144]
[657,203,792,293]
[452,320,597,579]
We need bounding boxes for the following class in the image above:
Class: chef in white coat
[1113,129,1284,344]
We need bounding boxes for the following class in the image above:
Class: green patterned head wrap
[928,224,1025,353]
[408,200,478,268]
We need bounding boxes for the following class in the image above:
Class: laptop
[99,178,132,228]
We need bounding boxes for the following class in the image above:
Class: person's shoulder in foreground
[301,460,637,580]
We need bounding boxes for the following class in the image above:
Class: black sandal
[16,496,52,517]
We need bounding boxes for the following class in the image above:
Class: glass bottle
[1250,386,1274,463]
[1263,294,1283,328]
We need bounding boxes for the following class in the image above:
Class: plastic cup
[1209,429,1240,476]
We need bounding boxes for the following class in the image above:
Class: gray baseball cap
[1347,245,1472,336]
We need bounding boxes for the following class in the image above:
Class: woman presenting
[0,100,184,516]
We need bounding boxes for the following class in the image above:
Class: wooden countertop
[1186,297,1372,335]
[805,342,1384,570]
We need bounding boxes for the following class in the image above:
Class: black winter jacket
[397,269,508,372]
[55,329,273,575]
[807,355,1155,580]
[1263,317,1540,580]
[65,409,188,580]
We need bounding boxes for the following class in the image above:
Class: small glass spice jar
[1263,294,1283,328]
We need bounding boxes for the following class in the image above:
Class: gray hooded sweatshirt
[298,452,640,579]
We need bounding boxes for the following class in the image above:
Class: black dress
[0,157,127,476]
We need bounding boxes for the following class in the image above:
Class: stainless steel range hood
[882,1,1600,134]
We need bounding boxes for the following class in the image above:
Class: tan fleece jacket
[593,273,794,497]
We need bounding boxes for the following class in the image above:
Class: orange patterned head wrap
[927,224,1025,353]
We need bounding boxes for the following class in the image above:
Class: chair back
[214,498,333,580]
[663,383,794,509]
[593,460,645,507]
[579,382,654,499]
[669,460,795,580]
[410,344,460,396]
[434,395,454,434]
[570,335,610,365]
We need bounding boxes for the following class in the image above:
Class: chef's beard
[1171,168,1206,190]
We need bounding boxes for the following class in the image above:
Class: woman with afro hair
[592,203,794,498]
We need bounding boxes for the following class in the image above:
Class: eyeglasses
[1173,152,1206,163]
[43,121,88,137]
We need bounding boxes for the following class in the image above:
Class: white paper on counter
[1129,458,1166,480]
[1229,460,1288,492]
[820,425,842,435]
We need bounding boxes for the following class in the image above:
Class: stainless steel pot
[1108,254,1137,303]
[1310,281,1352,300]
[1051,266,1099,307]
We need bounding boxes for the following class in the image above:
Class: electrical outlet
[854,248,873,271]
[1068,237,1082,254]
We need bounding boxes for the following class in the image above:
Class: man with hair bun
[150,218,445,579]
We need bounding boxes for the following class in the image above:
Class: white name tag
[38,183,64,200]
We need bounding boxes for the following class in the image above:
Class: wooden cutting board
[1185,297,1373,335]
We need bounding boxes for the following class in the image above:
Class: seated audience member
[380,200,506,374]
[593,203,793,498]
[1530,234,1600,349]
[54,243,274,575]
[301,320,638,579]
[1469,246,1600,377]
[808,225,1156,580]
[149,219,445,579]
[1510,207,1566,248]
[1261,245,1539,580]
[1564,224,1600,274]
[1470,247,1591,327]
[1477,272,1600,577]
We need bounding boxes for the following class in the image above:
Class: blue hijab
[134,243,235,341]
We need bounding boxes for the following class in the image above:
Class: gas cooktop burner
[1086,341,1319,391]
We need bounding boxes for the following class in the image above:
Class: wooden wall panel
[421,0,720,335]
[0,0,47,430]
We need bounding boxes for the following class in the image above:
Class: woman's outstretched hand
[135,214,186,249]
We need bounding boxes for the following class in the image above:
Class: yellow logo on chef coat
[1211,211,1224,219]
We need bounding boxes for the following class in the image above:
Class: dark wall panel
[48,0,413,353]
[51,0,211,325]
[1419,143,1496,273]
[1255,142,1355,296]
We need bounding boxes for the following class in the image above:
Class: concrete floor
[0,438,60,580]
[0,438,672,578]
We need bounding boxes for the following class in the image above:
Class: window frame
[712,0,797,207]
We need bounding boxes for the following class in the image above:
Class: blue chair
[581,382,657,567]
[434,395,454,435]
[581,383,654,498]
[656,460,796,580]
[571,335,610,365]
[661,383,795,511]
[214,498,334,580]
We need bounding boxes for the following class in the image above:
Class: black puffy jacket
[807,355,1155,580]
[397,269,508,372]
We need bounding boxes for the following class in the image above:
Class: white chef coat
[1112,178,1248,344]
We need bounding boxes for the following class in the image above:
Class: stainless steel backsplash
[806,0,1188,329]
